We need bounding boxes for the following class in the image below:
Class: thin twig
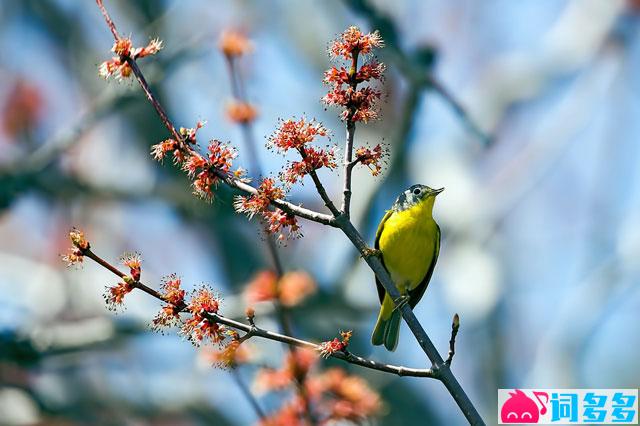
[81,247,437,379]
[230,368,267,420]
[445,313,460,367]
[340,51,360,217]
[298,148,341,217]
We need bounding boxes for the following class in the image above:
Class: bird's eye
[413,188,421,195]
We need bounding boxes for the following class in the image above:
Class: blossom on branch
[226,100,258,123]
[62,228,89,266]
[307,368,383,422]
[278,271,317,307]
[120,252,141,281]
[318,330,353,358]
[181,140,237,201]
[151,274,185,331]
[323,27,385,123]
[355,144,386,176]
[267,117,328,153]
[330,26,384,59]
[180,286,226,346]
[218,30,252,58]
[104,277,135,310]
[234,178,285,220]
[243,269,316,307]
[264,209,301,241]
[234,178,301,241]
[99,37,163,81]
[282,146,338,186]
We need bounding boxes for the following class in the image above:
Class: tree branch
[93,3,484,423]
[340,51,360,217]
[81,246,437,379]
[95,0,336,230]
[445,313,460,367]
[297,148,341,217]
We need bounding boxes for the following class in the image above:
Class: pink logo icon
[501,389,549,423]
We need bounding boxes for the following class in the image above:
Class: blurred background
[1,0,639,424]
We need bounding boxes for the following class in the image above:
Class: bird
[371,184,443,351]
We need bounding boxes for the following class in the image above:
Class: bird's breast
[378,205,439,292]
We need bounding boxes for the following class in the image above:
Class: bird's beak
[433,187,445,195]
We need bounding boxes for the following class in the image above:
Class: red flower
[318,330,352,358]
[268,117,328,153]
[151,274,186,331]
[355,61,386,83]
[234,177,285,219]
[281,146,337,185]
[150,139,180,163]
[120,252,141,281]
[226,100,258,123]
[99,37,163,81]
[207,140,237,174]
[112,38,133,56]
[355,144,386,176]
[330,26,383,60]
[180,286,226,346]
[104,279,135,310]
[62,247,84,267]
[69,228,89,250]
[182,152,208,177]
[244,270,278,304]
[218,30,252,58]
[264,209,301,241]
[279,271,317,307]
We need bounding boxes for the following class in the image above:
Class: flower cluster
[180,286,227,346]
[99,37,163,81]
[183,140,238,200]
[62,228,89,266]
[243,269,317,307]
[282,146,338,186]
[151,274,186,331]
[120,252,141,281]
[306,368,382,422]
[330,26,384,59]
[150,121,205,164]
[267,117,337,190]
[218,30,252,58]
[355,143,386,176]
[267,117,328,153]
[234,178,301,241]
[318,330,353,358]
[323,27,385,122]
[104,277,135,311]
[226,100,258,124]
[256,347,382,424]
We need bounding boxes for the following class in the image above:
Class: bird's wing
[408,223,441,309]
[374,210,394,305]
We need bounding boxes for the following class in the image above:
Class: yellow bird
[371,184,443,351]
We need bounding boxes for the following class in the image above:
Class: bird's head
[392,184,444,211]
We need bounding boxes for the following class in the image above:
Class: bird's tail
[371,293,401,351]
